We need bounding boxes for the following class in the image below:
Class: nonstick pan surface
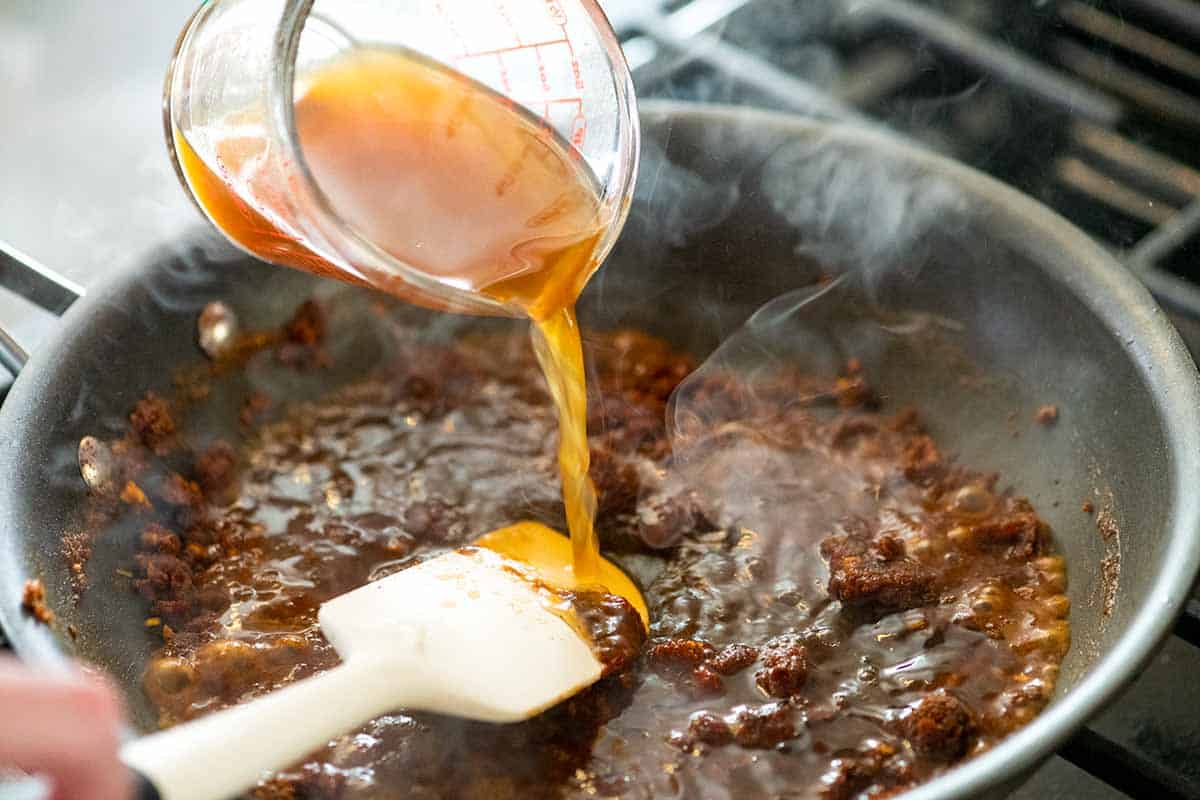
[1,103,1198,799]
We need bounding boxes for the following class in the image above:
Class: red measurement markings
[564,37,584,92]
[455,39,568,61]
[540,97,586,147]
[533,44,552,94]
[571,113,587,148]
[494,52,513,94]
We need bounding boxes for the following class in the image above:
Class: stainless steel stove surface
[2,2,1200,798]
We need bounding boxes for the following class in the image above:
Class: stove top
[616,0,1200,318]
[612,2,1200,797]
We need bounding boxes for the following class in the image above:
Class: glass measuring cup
[164,0,639,316]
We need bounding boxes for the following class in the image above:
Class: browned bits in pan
[130,392,176,452]
[830,415,880,450]
[283,299,325,347]
[276,299,327,369]
[755,635,809,698]
[900,435,944,485]
[61,530,93,595]
[688,663,725,698]
[588,446,640,519]
[158,474,203,510]
[194,441,238,501]
[833,374,877,410]
[132,549,196,622]
[970,510,1042,548]
[820,741,914,800]
[647,637,731,697]
[140,524,181,556]
[686,710,733,746]
[120,480,151,509]
[707,643,758,676]
[251,779,299,800]
[96,320,1068,799]
[1034,404,1059,426]
[240,391,273,427]
[897,691,975,760]
[402,498,463,544]
[729,702,796,749]
[20,578,54,625]
[821,521,938,611]
[633,495,707,549]
[681,704,798,750]
[567,590,647,676]
[647,638,714,669]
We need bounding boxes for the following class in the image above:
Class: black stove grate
[620,0,1200,321]
[615,2,1200,798]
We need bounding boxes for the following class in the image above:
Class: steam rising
[634,139,742,248]
[640,110,971,548]
[665,279,853,541]
[761,132,969,283]
[662,277,955,548]
[669,278,848,449]
[133,234,254,316]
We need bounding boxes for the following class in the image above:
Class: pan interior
[0,106,1187,791]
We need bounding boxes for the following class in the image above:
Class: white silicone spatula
[121,542,619,800]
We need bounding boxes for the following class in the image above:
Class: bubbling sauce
[115,311,1069,799]
[175,48,608,586]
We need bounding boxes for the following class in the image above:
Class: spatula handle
[121,659,392,800]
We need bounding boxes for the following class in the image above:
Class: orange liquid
[176,49,605,583]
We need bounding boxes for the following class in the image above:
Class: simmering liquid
[175,49,609,585]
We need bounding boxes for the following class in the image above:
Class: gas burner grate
[614,1,1200,798]
[619,0,1200,331]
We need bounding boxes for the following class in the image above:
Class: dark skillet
[1,103,1198,799]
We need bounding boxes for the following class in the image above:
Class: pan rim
[1,101,1198,798]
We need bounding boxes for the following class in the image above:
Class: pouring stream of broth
[174,49,618,592]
